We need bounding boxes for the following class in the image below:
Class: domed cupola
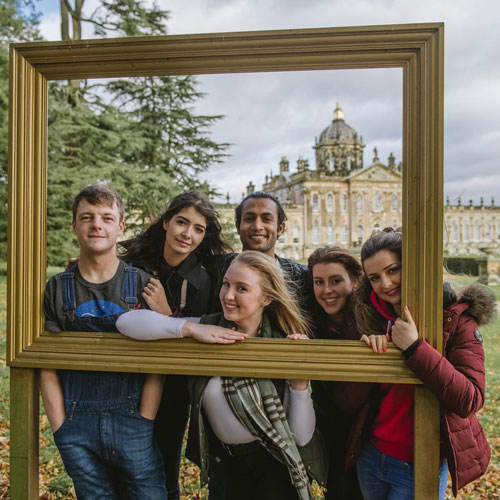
[319,102,358,142]
[314,101,365,176]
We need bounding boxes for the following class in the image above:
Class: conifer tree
[44,0,229,265]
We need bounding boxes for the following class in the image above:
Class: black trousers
[154,375,190,500]
[209,440,300,500]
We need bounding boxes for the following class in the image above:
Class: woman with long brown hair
[307,246,371,500]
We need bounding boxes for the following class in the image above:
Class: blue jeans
[54,398,167,500]
[356,442,448,500]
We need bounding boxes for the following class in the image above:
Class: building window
[373,223,381,233]
[341,194,347,212]
[313,224,320,244]
[391,195,398,212]
[312,194,319,212]
[326,194,333,212]
[357,194,363,212]
[373,194,382,212]
[475,224,481,241]
[464,224,470,242]
[452,225,459,242]
[357,225,363,243]
[498,223,500,240]
[293,226,300,244]
[327,225,334,244]
[486,222,493,241]
[341,226,348,244]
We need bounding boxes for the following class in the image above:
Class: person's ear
[72,220,76,233]
[352,278,359,291]
[277,221,285,237]
[163,219,169,231]
[119,219,125,235]
[235,222,241,235]
[262,295,272,307]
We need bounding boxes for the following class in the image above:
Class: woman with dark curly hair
[121,191,232,500]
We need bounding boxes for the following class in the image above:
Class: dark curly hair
[121,191,232,273]
[235,191,287,230]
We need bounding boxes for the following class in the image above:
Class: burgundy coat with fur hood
[405,284,494,496]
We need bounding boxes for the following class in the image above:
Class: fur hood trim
[458,284,497,326]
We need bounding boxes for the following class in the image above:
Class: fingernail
[405,305,408,310]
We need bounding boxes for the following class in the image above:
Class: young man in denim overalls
[41,185,167,500]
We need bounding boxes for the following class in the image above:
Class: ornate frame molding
[8,24,444,383]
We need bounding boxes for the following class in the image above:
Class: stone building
[444,197,500,256]
[217,102,500,260]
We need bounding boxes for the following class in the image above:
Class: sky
[36,0,500,205]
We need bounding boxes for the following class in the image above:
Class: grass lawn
[0,275,498,499]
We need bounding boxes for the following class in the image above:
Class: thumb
[403,306,415,325]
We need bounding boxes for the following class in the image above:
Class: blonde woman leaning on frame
[117,251,327,500]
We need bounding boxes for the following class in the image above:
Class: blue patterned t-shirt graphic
[75,300,125,318]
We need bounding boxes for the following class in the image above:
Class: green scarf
[204,312,314,500]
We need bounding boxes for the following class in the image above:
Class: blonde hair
[230,251,310,337]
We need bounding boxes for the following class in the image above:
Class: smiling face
[313,262,357,323]
[237,198,284,256]
[363,249,402,312]
[72,199,124,257]
[163,206,207,266]
[219,261,271,336]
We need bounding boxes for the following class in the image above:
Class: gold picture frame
[8,23,443,382]
[8,23,444,499]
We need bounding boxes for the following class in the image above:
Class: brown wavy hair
[307,246,363,321]
[354,227,402,337]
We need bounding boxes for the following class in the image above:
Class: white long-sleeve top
[116,309,315,446]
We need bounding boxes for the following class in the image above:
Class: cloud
[38,0,500,204]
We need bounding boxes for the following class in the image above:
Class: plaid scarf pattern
[219,312,314,500]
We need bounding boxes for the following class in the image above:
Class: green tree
[45,0,229,265]
[105,76,229,191]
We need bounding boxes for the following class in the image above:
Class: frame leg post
[10,367,39,500]
[414,385,440,499]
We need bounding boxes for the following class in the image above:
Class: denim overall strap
[61,266,77,322]
[121,265,138,310]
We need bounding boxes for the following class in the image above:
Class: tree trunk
[60,0,69,40]
[61,0,84,87]
[72,0,84,40]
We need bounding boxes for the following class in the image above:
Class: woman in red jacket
[354,227,492,499]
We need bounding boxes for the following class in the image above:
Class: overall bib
[53,266,167,500]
